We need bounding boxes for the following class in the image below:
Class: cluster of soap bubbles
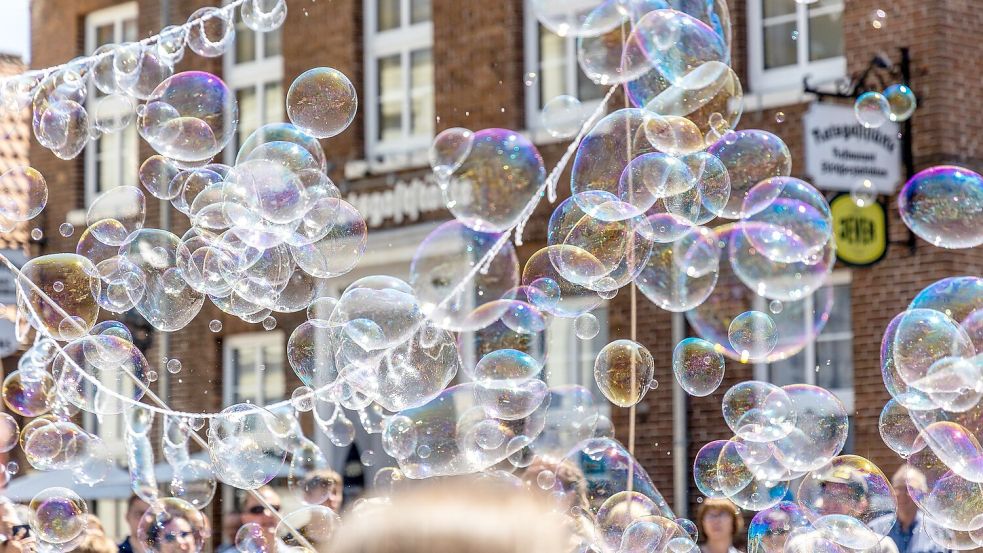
[854,84,917,128]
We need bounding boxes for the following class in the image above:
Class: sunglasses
[246,505,281,515]
[162,531,193,544]
[0,526,32,545]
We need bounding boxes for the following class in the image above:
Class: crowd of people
[0,463,958,553]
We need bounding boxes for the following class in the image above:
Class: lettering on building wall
[345,175,446,228]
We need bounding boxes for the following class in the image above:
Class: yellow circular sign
[830,193,887,266]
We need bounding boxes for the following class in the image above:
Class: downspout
[672,312,688,517]
[157,0,171,404]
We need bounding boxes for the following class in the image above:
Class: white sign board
[803,102,902,194]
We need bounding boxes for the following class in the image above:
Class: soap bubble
[235,523,269,553]
[741,177,832,264]
[410,220,518,332]
[139,71,237,163]
[429,127,474,183]
[796,455,897,550]
[663,152,731,225]
[288,320,339,388]
[29,487,87,544]
[878,398,925,457]
[889,308,975,391]
[621,9,729,86]
[576,313,601,340]
[444,128,545,232]
[0,166,47,221]
[36,100,89,160]
[241,0,288,32]
[747,502,814,553]
[636,226,721,312]
[3,370,56,417]
[51,334,151,415]
[854,91,891,129]
[186,7,235,57]
[170,459,217,509]
[542,95,587,139]
[137,497,206,553]
[729,221,836,302]
[86,185,146,243]
[884,84,917,122]
[157,25,187,64]
[572,109,654,211]
[121,229,205,331]
[771,384,849,472]
[707,130,792,218]
[474,378,548,421]
[18,254,101,341]
[672,337,724,397]
[692,439,750,498]
[207,404,288,490]
[236,123,327,173]
[276,505,339,551]
[286,67,358,139]
[288,199,367,278]
[721,381,795,443]
[899,165,983,249]
[530,0,611,37]
[594,339,655,407]
[728,311,778,362]
[0,412,19,452]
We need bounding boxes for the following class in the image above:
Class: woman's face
[160,518,196,553]
[702,509,734,542]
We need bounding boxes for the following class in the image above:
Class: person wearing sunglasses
[238,486,284,550]
[300,468,344,514]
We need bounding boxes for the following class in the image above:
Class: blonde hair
[75,533,117,553]
[325,479,572,553]
[696,498,744,542]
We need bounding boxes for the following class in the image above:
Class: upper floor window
[748,0,845,93]
[364,0,434,161]
[523,0,605,133]
[545,302,610,416]
[223,7,283,161]
[84,3,138,206]
[223,332,286,405]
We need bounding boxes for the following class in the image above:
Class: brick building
[21,0,983,541]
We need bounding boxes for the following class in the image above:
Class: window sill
[349,148,431,179]
[743,88,817,112]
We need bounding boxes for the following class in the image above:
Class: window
[545,303,610,415]
[523,0,605,133]
[223,332,286,405]
[84,3,139,205]
[747,0,845,93]
[223,8,283,161]
[755,271,854,410]
[364,0,434,160]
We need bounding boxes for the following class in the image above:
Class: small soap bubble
[769,300,784,314]
[575,313,600,340]
[728,311,779,362]
[31,228,42,240]
[854,91,891,128]
[58,222,74,237]
[262,316,277,330]
[851,179,877,207]
[775,111,786,124]
[166,358,182,374]
[209,320,222,333]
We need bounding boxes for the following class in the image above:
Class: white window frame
[83,2,138,207]
[222,7,284,164]
[363,0,434,161]
[522,0,603,139]
[753,270,854,411]
[747,0,845,93]
[222,331,287,406]
[543,300,611,417]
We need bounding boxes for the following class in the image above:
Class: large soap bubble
[899,166,983,249]
[594,339,655,408]
[208,404,288,490]
[707,130,792,219]
[18,254,101,341]
[286,67,358,139]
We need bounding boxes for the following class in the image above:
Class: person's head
[74,533,116,553]
[155,517,196,553]
[301,469,344,513]
[239,487,282,543]
[0,500,34,553]
[696,498,743,545]
[327,479,571,553]
[85,515,105,538]
[126,496,152,541]
[519,456,589,513]
[892,464,925,524]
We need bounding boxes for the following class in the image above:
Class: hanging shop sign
[804,102,902,194]
[830,193,888,267]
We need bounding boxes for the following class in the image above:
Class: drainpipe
[671,312,688,517]
[157,0,171,404]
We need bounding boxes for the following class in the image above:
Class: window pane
[577,70,605,102]
[411,0,432,24]
[96,131,121,194]
[121,125,138,193]
[768,349,806,386]
[763,21,797,69]
[233,346,257,404]
[95,24,114,49]
[378,54,403,142]
[410,49,434,136]
[122,18,138,42]
[264,28,282,58]
[264,81,283,125]
[816,339,853,391]
[236,88,259,154]
[236,24,257,64]
[378,0,400,31]
[809,11,844,61]
[539,26,566,110]
[763,0,796,19]
[261,341,285,402]
[824,284,852,334]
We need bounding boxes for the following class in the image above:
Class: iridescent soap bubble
[235,523,269,553]
[796,455,897,550]
[286,67,357,139]
[236,122,327,172]
[288,199,367,278]
[771,384,849,472]
[0,412,19,452]
[641,114,704,156]
[170,460,217,509]
[410,220,518,332]
[909,276,983,326]
[29,487,87,544]
[854,91,891,128]
[621,9,729,86]
[572,109,655,212]
[157,25,187,64]
[121,229,205,331]
[728,311,778,362]
[522,247,603,318]
[884,84,917,122]
[899,165,983,249]
[595,491,662,552]
[241,0,288,32]
[18,254,100,341]
[276,505,339,550]
[692,439,752,499]
[86,185,146,243]
[474,378,549,421]
[722,381,795,443]
[707,130,792,218]
[542,95,587,139]
[429,127,474,183]
[729,221,835,302]
[889,308,975,390]
[741,177,833,264]
[850,178,877,207]
[137,497,206,553]
[594,339,655,407]
[3,370,55,417]
[185,7,235,57]
[288,319,339,388]
[444,129,545,232]
[619,152,695,212]
[472,349,542,382]
[672,337,724,397]
[138,71,237,163]
[530,0,611,37]
[747,502,815,553]
[576,313,601,340]
[636,226,720,312]
[207,404,288,490]
[0,166,46,222]
[663,151,731,225]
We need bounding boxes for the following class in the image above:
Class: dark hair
[696,498,744,543]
